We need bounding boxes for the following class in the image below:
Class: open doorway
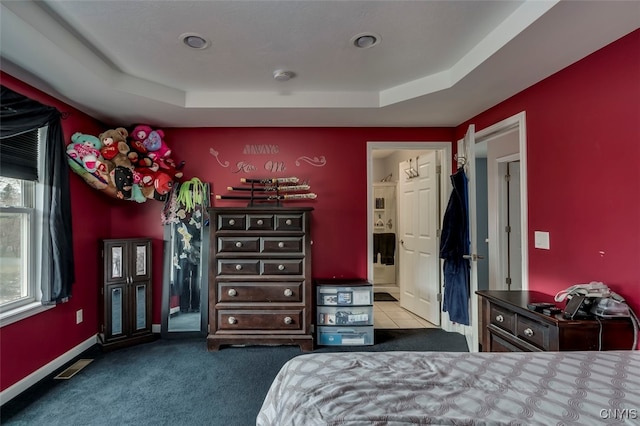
[367,142,452,327]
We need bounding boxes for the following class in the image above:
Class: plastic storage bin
[317,326,374,346]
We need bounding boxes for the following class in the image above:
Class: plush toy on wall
[67,125,186,205]
[67,132,103,173]
[99,127,134,200]
[131,124,172,160]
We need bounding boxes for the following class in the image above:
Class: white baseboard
[152,323,161,333]
[0,334,97,405]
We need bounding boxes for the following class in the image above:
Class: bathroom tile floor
[374,301,438,329]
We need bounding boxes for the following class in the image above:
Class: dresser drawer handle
[228,316,237,325]
[227,289,237,297]
[228,219,235,226]
[235,241,243,248]
[283,288,293,297]
[283,316,293,325]
[278,241,285,248]
[285,219,292,225]
[257,219,264,225]
[495,314,504,323]
[524,328,534,337]
[278,264,285,271]
[235,264,242,271]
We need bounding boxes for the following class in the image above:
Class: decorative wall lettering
[295,155,327,167]
[209,148,230,167]
[243,144,280,155]
[233,161,257,174]
[264,160,286,172]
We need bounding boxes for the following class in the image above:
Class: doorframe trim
[366,141,453,302]
[475,111,529,293]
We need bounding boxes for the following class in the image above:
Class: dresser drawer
[275,214,303,231]
[262,237,303,253]
[248,215,274,230]
[516,315,549,350]
[217,260,260,275]
[218,214,246,230]
[218,237,260,253]
[263,259,303,275]
[489,304,515,334]
[217,309,304,331]
[218,282,303,303]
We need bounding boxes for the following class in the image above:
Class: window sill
[0,302,54,328]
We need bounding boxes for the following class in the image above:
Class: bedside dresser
[477,290,635,352]
[207,207,313,351]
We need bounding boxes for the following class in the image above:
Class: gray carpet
[1,329,468,426]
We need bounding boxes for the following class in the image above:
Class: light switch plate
[534,231,550,250]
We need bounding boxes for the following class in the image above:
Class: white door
[442,125,478,351]
[397,151,440,325]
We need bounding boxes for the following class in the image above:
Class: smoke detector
[273,70,296,82]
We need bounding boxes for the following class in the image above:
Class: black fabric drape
[0,85,75,304]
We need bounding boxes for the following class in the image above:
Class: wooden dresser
[207,207,313,351]
[477,290,635,352]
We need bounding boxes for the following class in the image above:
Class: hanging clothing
[439,167,470,325]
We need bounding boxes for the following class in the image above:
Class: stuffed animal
[127,139,154,168]
[67,132,103,173]
[131,124,172,159]
[99,128,134,199]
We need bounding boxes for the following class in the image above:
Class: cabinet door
[104,240,128,285]
[104,282,129,341]
[131,239,152,282]
[130,281,152,336]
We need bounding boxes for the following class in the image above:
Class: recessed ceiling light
[180,33,210,49]
[273,70,296,82]
[351,32,381,49]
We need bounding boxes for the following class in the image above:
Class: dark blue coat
[439,167,470,325]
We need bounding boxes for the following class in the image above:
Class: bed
[257,350,640,425]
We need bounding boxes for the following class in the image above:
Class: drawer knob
[524,328,534,337]
[227,288,237,297]
[235,264,242,271]
[257,219,264,225]
[235,241,243,248]
[278,264,285,271]
[278,241,285,248]
[283,316,293,325]
[229,219,235,226]
[284,288,293,297]
[285,219,292,225]
[228,316,237,324]
[495,314,504,323]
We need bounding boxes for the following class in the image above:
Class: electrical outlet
[76,309,83,324]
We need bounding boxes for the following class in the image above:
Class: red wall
[456,29,640,318]
[0,73,111,391]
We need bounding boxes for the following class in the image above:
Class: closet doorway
[367,142,452,325]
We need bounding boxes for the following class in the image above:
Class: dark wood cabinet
[477,290,635,352]
[208,207,313,351]
[100,238,155,350]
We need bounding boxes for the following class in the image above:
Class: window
[0,128,50,324]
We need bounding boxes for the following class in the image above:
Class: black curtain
[0,85,75,304]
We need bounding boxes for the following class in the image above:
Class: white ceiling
[1,0,638,128]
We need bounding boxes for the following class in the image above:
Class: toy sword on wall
[227,184,310,192]
[216,193,317,201]
[240,177,299,184]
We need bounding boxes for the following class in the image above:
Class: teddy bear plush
[127,138,154,168]
[99,127,135,199]
[67,132,103,173]
[131,124,172,159]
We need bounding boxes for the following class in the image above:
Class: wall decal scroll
[209,148,230,167]
[295,155,326,167]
